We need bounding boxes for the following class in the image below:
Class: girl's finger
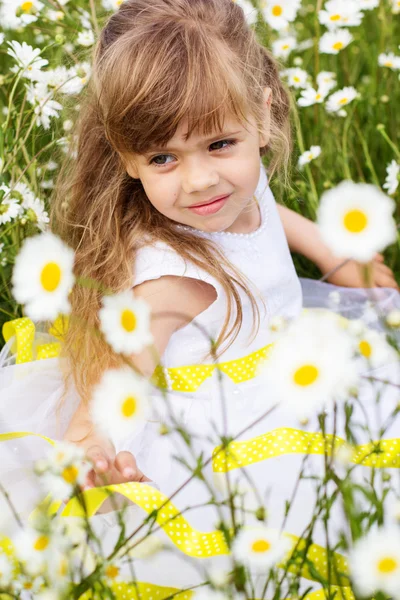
[377,274,399,290]
[374,253,385,263]
[86,445,110,474]
[114,451,151,481]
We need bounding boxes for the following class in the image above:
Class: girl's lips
[188,194,230,216]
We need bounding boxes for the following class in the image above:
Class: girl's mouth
[187,194,230,216]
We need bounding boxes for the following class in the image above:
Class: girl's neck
[224,195,261,235]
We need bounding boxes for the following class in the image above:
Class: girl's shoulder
[133,239,214,289]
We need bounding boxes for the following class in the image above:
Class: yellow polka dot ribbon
[212,427,400,472]
[2,316,274,391]
[151,343,274,392]
[2,316,67,364]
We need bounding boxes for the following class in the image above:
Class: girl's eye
[148,139,238,167]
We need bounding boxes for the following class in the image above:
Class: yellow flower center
[339,97,348,104]
[330,13,341,20]
[34,535,49,552]
[40,262,62,292]
[121,396,137,418]
[316,94,322,100]
[59,559,68,576]
[282,44,289,49]
[272,5,283,16]
[105,564,120,579]
[293,76,300,82]
[251,539,271,553]
[24,582,33,589]
[343,209,368,233]
[333,42,344,50]
[121,309,137,332]
[293,365,319,387]
[21,1,33,12]
[377,556,398,573]
[62,465,79,484]
[359,340,372,358]
[384,61,393,67]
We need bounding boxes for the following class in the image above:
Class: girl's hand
[318,253,400,290]
[84,443,152,490]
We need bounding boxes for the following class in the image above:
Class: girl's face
[125,88,272,234]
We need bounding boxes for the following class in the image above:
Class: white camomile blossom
[383,160,400,195]
[316,70,337,91]
[0,197,22,225]
[99,290,154,355]
[0,33,5,45]
[91,367,151,441]
[259,0,301,31]
[11,573,45,596]
[102,0,126,10]
[258,310,360,421]
[7,41,48,80]
[355,0,379,9]
[0,554,13,587]
[349,527,400,598]
[12,231,75,320]
[13,527,55,575]
[325,86,358,113]
[392,0,400,13]
[356,329,398,369]
[76,29,95,47]
[281,67,310,88]
[378,52,400,70]
[232,0,258,26]
[0,0,44,29]
[26,81,63,130]
[317,180,397,262]
[297,86,329,107]
[319,28,353,54]
[272,35,297,59]
[298,146,322,169]
[37,441,91,500]
[232,526,292,573]
[318,0,364,29]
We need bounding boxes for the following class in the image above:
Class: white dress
[1,162,399,599]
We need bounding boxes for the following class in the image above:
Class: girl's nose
[181,161,220,194]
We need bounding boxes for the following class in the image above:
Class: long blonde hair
[50,0,293,404]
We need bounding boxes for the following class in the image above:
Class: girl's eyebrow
[144,130,243,154]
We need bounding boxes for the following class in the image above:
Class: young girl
[1,0,400,597]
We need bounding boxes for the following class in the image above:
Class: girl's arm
[276,203,399,290]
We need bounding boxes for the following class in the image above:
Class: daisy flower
[297,86,328,107]
[272,35,297,59]
[12,231,75,320]
[281,67,310,88]
[298,145,322,169]
[317,180,397,262]
[38,441,91,500]
[232,0,259,26]
[325,86,358,113]
[77,29,95,47]
[319,28,353,54]
[26,82,63,130]
[391,0,400,13]
[383,160,400,195]
[102,0,126,10]
[13,527,54,575]
[0,0,44,29]
[356,329,397,368]
[7,41,48,80]
[355,0,379,8]
[0,554,13,587]
[349,527,400,598]
[0,197,22,225]
[259,0,301,31]
[91,367,151,441]
[318,0,364,29]
[232,526,292,573]
[99,289,154,355]
[258,310,360,421]
[316,70,337,93]
[378,52,400,70]
[0,33,5,45]
[23,196,49,230]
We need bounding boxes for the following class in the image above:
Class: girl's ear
[121,154,140,179]
[259,87,272,148]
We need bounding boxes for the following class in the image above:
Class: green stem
[354,121,380,186]
[376,126,400,161]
